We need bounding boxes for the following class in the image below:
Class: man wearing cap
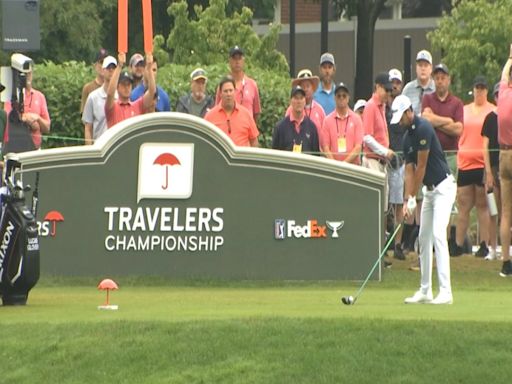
[82,55,118,144]
[205,76,259,147]
[129,53,145,89]
[176,68,214,118]
[402,50,435,116]
[314,53,337,115]
[80,48,108,113]
[130,56,170,112]
[286,69,326,144]
[273,86,320,154]
[321,82,363,164]
[105,52,156,128]
[362,73,395,206]
[354,99,366,116]
[215,46,261,120]
[391,95,456,304]
[496,49,512,277]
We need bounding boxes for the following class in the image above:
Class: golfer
[390,95,456,305]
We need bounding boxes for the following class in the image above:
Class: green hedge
[33,62,291,149]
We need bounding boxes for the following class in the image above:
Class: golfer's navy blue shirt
[402,115,450,187]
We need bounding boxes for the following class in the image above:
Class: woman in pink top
[453,76,496,257]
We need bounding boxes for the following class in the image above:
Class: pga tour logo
[275,219,344,239]
[137,143,194,202]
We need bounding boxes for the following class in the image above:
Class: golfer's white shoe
[431,292,453,305]
[404,290,433,304]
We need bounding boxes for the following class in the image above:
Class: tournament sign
[8,113,385,280]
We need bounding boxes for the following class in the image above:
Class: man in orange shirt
[321,82,362,164]
[205,76,259,147]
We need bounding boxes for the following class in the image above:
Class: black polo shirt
[272,115,320,155]
[481,111,499,168]
[402,115,450,187]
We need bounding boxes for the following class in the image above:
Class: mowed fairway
[1,255,511,383]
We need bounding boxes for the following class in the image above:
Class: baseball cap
[334,82,349,94]
[472,75,488,88]
[354,99,367,112]
[493,82,500,96]
[433,63,449,75]
[229,46,244,57]
[390,95,412,124]
[118,71,133,84]
[102,55,117,69]
[129,53,145,67]
[320,52,335,67]
[95,48,108,63]
[375,72,393,91]
[389,68,402,82]
[190,68,207,81]
[416,50,432,65]
[290,85,306,98]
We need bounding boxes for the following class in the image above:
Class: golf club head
[341,295,355,305]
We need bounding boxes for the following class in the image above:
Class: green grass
[1,254,511,383]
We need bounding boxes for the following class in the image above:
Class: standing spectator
[402,50,435,115]
[314,53,336,115]
[129,53,145,89]
[354,99,366,116]
[321,82,363,164]
[497,48,512,277]
[215,46,261,120]
[3,61,50,151]
[105,52,156,128]
[392,95,457,305]
[82,55,117,144]
[205,76,259,147]
[286,69,326,141]
[482,82,501,260]
[453,76,495,257]
[130,57,170,112]
[386,68,406,260]
[176,68,214,117]
[80,48,108,113]
[362,72,395,210]
[273,86,320,154]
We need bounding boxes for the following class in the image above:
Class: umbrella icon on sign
[153,153,181,190]
[43,210,64,237]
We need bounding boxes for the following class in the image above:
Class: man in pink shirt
[105,52,156,128]
[321,82,363,164]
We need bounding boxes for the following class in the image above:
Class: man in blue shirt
[314,53,336,115]
[130,57,170,112]
[391,95,456,305]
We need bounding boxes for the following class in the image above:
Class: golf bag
[0,160,40,305]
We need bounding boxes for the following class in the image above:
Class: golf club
[341,222,403,305]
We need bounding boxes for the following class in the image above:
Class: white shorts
[388,164,405,204]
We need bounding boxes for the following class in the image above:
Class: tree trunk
[354,0,387,101]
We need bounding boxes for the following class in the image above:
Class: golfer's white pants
[419,175,456,295]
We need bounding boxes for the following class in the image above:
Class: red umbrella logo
[153,153,181,190]
[43,210,64,237]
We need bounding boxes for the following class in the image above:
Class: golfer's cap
[354,99,367,112]
[416,50,432,65]
[320,52,335,67]
[472,75,488,88]
[191,68,207,81]
[229,45,244,57]
[290,85,306,98]
[493,82,500,96]
[375,72,393,91]
[334,82,349,94]
[118,71,133,84]
[102,55,117,69]
[95,48,109,63]
[129,53,145,67]
[390,95,412,124]
[433,63,450,75]
[389,68,403,83]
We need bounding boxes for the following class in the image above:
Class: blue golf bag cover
[0,193,40,305]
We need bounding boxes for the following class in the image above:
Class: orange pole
[118,0,128,53]
[142,0,153,54]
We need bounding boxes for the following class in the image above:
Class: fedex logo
[275,219,344,239]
